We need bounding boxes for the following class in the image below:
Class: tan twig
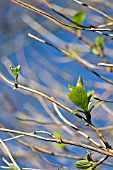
[0,72,111,150]
[52,101,102,148]
[42,0,113,32]
[10,0,113,37]
[0,127,113,157]
[73,0,113,21]
[0,139,21,170]
[1,126,113,167]
[92,155,109,170]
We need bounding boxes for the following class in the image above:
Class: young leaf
[90,101,103,111]
[72,11,85,27]
[75,160,93,169]
[91,37,104,55]
[91,47,99,55]
[96,37,104,51]
[10,65,21,82]
[54,131,66,150]
[76,76,84,88]
[87,152,93,162]
[68,84,75,91]
[68,86,88,112]
[10,163,19,170]
[72,110,79,115]
[87,90,95,108]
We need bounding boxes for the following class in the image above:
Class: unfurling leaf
[75,160,93,169]
[54,131,66,150]
[90,101,103,111]
[10,65,21,82]
[87,90,95,108]
[76,76,84,88]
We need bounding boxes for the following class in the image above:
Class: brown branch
[0,127,113,157]
[92,155,109,170]
[73,0,113,21]
[1,124,113,167]
[10,0,113,37]
[11,0,112,70]
[0,72,112,150]
[42,0,112,70]
[28,33,113,85]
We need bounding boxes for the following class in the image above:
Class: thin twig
[42,0,113,32]
[0,127,113,156]
[92,155,109,170]
[0,139,21,170]
[28,33,113,85]
[10,0,113,37]
[1,125,113,167]
[0,72,111,149]
[73,0,113,21]
[52,101,102,148]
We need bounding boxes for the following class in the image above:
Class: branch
[28,33,113,85]
[73,0,113,21]
[0,127,113,156]
[0,72,111,149]
[0,139,21,170]
[52,101,102,148]
[10,0,113,37]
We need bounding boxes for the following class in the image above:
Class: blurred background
[0,0,113,169]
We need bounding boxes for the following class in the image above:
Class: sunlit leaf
[91,47,99,55]
[68,86,88,111]
[96,37,104,51]
[87,90,95,108]
[91,37,104,55]
[54,131,66,150]
[72,110,79,114]
[90,101,103,111]
[72,11,85,27]
[76,76,84,88]
[75,160,93,169]
[68,84,75,91]
[10,65,21,82]
[10,163,19,170]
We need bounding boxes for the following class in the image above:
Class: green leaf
[96,37,104,51]
[68,84,75,91]
[91,47,99,55]
[72,11,85,26]
[54,131,66,150]
[75,160,93,169]
[72,110,79,115]
[76,76,84,88]
[87,90,95,108]
[10,65,21,82]
[68,86,88,111]
[91,37,104,55]
[90,101,103,111]
[10,163,19,170]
